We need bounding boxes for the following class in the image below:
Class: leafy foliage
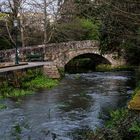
[106,109,129,128]
[50,18,100,42]
[90,109,140,140]
[96,0,140,64]
[129,122,140,133]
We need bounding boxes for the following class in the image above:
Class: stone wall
[43,62,60,79]
[0,64,61,86]
[0,66,43,86]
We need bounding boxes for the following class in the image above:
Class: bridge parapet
[0,40,99,62]
[0,40,125,68]
[44,40,99,61]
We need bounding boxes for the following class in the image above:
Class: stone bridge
[0,40,125,78]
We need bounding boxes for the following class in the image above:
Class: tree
[0,12,12,49]
[0,0,60,48]
[96,0,140,49]
[24,0,59,44]
[48,0,101,43]
[0,0,26,48]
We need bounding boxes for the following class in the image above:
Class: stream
[0,71,135,140]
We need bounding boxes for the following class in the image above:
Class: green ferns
[106,109,129,128]
[90,108,140,140]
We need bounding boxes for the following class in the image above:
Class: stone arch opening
[65,53,111,73]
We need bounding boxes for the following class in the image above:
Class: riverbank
[88,109,140,140]
[128,66,140,110]
[88,78,140,140]
[0,69,58,100]
[96,64,135,72]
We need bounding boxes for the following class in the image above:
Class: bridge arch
[66,53,111,65]
[53,48,112,68]
[65,53,111,73]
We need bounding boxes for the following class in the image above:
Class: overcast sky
[0,0,59,15]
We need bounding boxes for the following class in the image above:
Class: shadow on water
[65,53,111,74]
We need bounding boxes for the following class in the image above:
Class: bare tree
[0,0,64,47]
[31,0,60,44]
[0,0,27,47]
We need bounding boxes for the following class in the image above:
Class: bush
[50,18,101,42]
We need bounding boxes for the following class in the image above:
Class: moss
[128,89,140,110]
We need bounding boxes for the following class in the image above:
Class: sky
[0,0,59,15]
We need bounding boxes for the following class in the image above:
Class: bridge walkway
[0,62,52,73]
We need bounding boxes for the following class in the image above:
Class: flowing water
[0,71,135,140]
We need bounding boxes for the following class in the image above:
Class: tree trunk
[44,0,47,45]
[20,13,25,47]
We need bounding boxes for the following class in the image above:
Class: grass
[0,104,7,110]
[26,75,58,89]
[89,108,140,140]
[0,72,58,99]
[7,90,33,98]
[106,108,129,128]
[96,64,135,72]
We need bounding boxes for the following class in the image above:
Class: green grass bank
[96,64,135,72]
[0,68,58,100]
